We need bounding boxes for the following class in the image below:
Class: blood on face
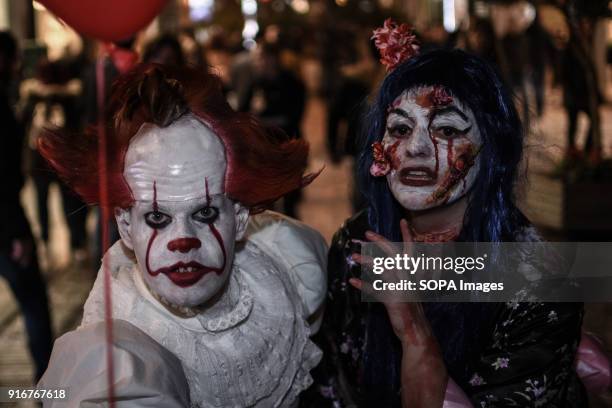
[427,141,479,205]
[145,181,159,276]
[380,86,482,211]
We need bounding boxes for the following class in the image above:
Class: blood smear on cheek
[385,140,401,170]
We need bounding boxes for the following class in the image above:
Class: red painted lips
[399,167,437,186]
[151,261,222,287]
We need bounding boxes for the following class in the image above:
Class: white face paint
[382,86,482,211]
[116,114,248,308]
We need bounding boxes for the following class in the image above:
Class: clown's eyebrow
[431,106,469,122]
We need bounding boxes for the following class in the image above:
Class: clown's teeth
[175,266,197,273]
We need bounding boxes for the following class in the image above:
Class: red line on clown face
[146,181,159,276]
[152,181,158,212]
[208,223,227,273]
[205,177,226,273]
[447,138,454,169]
[431,136,439,178]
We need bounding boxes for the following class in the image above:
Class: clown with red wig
[37,64,327,407]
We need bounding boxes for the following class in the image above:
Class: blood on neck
[405,194,468,240]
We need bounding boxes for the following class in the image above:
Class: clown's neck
[405,195,468,242]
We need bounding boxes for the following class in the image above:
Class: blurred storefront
[0,0,609,82]
[0,0,486,55]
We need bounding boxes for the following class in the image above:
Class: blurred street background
[1,0,612,406]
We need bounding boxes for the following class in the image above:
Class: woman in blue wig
[314,20,586,407]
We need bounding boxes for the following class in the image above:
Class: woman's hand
[349,219,448,407]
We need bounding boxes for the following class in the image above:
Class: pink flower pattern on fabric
[371,18,420,72]
[492,357,510,370]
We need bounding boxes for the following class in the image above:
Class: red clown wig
[39,64,313,212]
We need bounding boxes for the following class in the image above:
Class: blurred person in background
[326,30,381,166]
[250,41,306,218]
[82,38,138,126]
[230,25,301,114]
[252,42,305,139]
[142,33,186,68]
[526,13,552,118]
[81,38,138,263]
[490,0,535,129]
[0,30,53,382]
[178,28,206,68]
[20,58,87,261]
[319,24,358,101]
[229,34,257,113]
[559,17,602,158]
[419,24,454,51]
[205,31,233,91]
[462,18,498,66]
[326,30,383,212]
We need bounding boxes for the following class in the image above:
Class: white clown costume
[40,211,327,408]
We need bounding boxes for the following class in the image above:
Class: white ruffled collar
[132,263,254,333]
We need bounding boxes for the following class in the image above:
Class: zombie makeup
[375,86,482,211]
[116,114,248,308]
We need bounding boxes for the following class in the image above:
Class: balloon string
[96,55,116,408]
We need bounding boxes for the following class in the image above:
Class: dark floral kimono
[308,211,587,408]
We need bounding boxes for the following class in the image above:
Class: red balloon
[39,0,169,42]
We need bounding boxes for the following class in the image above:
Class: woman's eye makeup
[432,124,472,140]
[144,211,172,229]
[192,206,219,224]
[387,124,412,138]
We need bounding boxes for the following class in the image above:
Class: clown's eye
[144,211,172,229]
[193,206,219,224]
[387,124,411,138]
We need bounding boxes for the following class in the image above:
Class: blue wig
[358,49,530,405]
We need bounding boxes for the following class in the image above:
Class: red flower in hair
[431,85,453,107]
[371,18,419,71]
